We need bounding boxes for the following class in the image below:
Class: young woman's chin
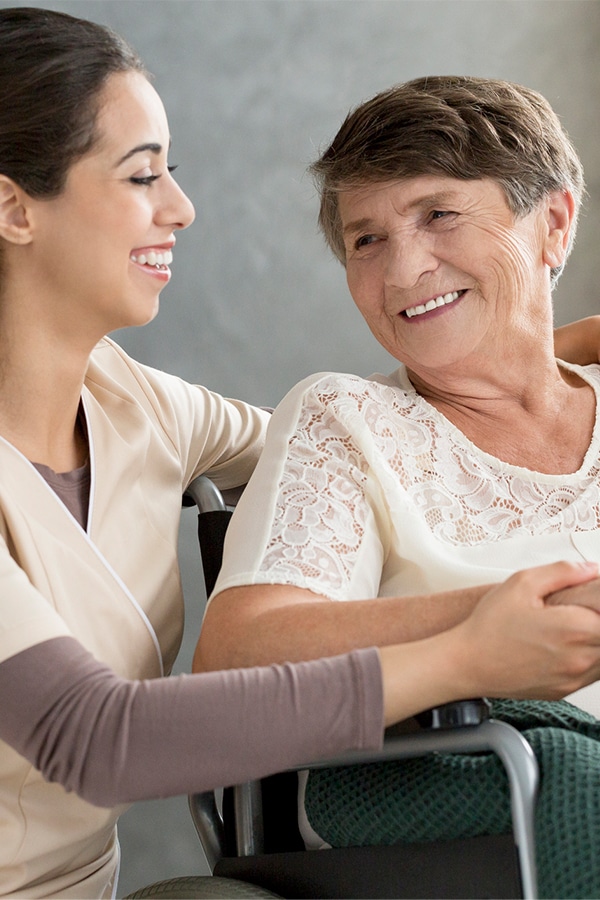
[136,300,161,328]
[112,296,161,332]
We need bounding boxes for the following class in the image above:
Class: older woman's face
[339,175,563,375]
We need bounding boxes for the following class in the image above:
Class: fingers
[456,561,600,700]
[381,561,600,719]
[487,560,599,607]
[546,577,600,613]
[531,559,598,595]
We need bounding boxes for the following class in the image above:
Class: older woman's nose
[384,235,438,289]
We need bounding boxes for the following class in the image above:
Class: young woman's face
[25,70,195,339]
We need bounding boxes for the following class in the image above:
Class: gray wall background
[2,0,599,895]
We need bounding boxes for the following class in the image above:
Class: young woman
[2,10,600,899]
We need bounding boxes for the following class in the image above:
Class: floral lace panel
[388,381,600,544]
[258,374,600,590]
[259,403,371,593]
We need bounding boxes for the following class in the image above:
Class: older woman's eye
[355,234,378,249]
[429,210,456,222]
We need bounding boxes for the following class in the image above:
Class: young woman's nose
[158,176,196,231]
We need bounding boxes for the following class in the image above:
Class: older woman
[197,77,600,898]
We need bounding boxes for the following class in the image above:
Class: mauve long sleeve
[0,636,383,807]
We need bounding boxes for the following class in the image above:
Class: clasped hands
[546,572,600,613]
[452,561,600,702]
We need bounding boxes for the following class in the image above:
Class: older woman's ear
[542,189,576,270]
[0,176,33,245]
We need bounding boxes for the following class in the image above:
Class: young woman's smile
[129,243,175,282]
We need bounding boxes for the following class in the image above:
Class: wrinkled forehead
[337,175,510,222]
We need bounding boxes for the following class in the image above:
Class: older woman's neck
[406,352,596,475]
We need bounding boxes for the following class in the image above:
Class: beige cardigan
[0,337,269,898]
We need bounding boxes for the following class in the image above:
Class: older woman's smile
[403,289,466,319]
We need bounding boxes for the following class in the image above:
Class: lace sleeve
[251,376,386,599]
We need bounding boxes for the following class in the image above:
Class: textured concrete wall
[2,1,599,894]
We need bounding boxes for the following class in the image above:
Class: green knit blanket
[305,699,600,899]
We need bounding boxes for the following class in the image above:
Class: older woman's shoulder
[368,365,411,392]
[277,366,413,416]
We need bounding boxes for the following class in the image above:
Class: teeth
[405,290,461,318]
[130,250,173,267]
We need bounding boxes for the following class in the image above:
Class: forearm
[554,316,600,365]
[195,583,490,671]
[379,631,472,725]
[0,636,384,807]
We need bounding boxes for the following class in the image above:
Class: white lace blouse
[214,360,600,613]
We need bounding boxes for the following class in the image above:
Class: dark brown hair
[0,6,146,198]
[310,76,585,283]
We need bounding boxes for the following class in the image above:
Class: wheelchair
[126,474,539,899]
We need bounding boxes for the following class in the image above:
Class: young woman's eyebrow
[116,140,171,166]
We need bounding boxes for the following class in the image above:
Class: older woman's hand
[546,576,600,614]
[442,561,600,704]
[379,561,600,724]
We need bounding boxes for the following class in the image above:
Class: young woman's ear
[0,176,33,244]
[542,189,576,270]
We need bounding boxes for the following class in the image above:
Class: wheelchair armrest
[226,712,539,898]
[413,696,492,730]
